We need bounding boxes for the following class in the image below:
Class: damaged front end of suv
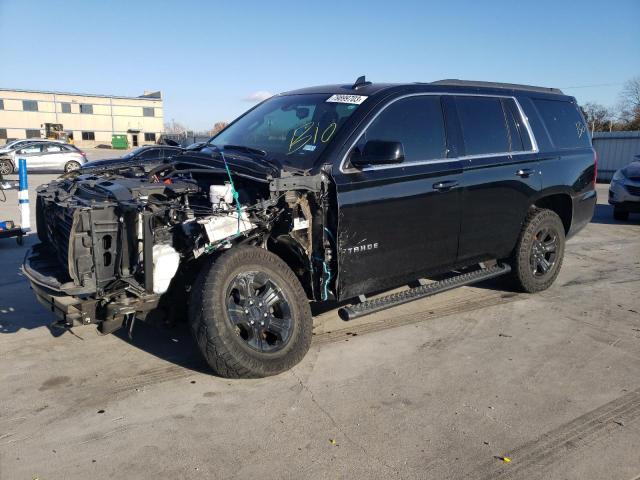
[23,91,354,378]
[26,154,332,328]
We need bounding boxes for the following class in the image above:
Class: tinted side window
[61,102,71,113]
[455,96,509,155]
[138,149,158,159]
[162,148,177,158]
[358,96,446,163]
[533,99,590,149]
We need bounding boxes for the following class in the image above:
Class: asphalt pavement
[0,182,639,480]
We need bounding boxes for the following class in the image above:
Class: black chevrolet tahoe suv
[23,78,597,378]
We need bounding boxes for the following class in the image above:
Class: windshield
[2,140,22,150]
[208,93,364,167]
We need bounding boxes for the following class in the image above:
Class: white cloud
[243,90,273,102]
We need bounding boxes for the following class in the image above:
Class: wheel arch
[266,235,316,300]
[532,191,573,235]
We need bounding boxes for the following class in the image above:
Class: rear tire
[613,207,629,221]
[0,159,13,175]
[64,160,81,172]
[510,208,565,293]
[189,246,313,378]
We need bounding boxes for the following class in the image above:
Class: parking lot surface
[0,181,639,479]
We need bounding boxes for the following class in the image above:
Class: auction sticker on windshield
[326,94,368,104]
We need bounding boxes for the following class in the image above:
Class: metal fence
[592,131,640,182]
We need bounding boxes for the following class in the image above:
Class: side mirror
[350,140,404,167]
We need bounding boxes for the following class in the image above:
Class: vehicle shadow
[0,235,57,333]
[590,203,640,225]
[113,319,211,375]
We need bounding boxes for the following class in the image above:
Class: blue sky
[1,0,638,130]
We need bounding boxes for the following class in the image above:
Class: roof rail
[431,79,564,95]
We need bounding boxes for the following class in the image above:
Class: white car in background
[609,154,640,221]
[0,140,87,174]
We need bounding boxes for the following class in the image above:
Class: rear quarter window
[532,98,590,149]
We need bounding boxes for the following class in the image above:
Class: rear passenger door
[42,143,65,169]
[453,95,541,263]
[333,95,463,300]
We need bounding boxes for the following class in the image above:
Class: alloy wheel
[225,271,293,353]
[0,160,12,175]
[65,161,81,172]
[530,226,559,277]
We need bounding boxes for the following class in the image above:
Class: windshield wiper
[222,144,268,157]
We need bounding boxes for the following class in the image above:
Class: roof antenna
[352,75,371,90]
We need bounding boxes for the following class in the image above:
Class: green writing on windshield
[288,122,338,155]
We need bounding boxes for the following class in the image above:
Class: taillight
[80,151,87,157]
[593,151,598,186]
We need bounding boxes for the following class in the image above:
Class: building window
[23,100,38,112]
[61,102,71,113]
[0,99,4,110]
[0,128,7,139]
[143,107,155,117]
[81,131,96,141]
[26,129,41,139]
[144,132,156,142]
[79,104,93,114]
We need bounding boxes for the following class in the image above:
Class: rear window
[455,96,510,155]
[533,99,590,149]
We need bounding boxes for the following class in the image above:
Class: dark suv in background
[78,145,184,172]
[23,78,596,378]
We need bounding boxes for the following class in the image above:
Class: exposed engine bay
[27,156,335,332]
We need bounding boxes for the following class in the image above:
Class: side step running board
[338,264,511,321]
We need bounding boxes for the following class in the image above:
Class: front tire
[511,208,565,293]
[613,207,629,221]
[189,246,313,378]
[0,159,13,175]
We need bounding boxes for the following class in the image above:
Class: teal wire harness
[218,149,243,233]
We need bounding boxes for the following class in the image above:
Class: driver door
[332,95,463,300]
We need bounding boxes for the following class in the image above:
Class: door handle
[515,168,535,178]
[433,180,459,192]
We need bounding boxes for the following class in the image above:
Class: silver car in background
[0,141,87,174]
[609,154,640,221]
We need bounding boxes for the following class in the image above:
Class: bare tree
[164,119,188,134]
[210,122,229,136]
[581,102,613,132]
[618,77,640,130]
